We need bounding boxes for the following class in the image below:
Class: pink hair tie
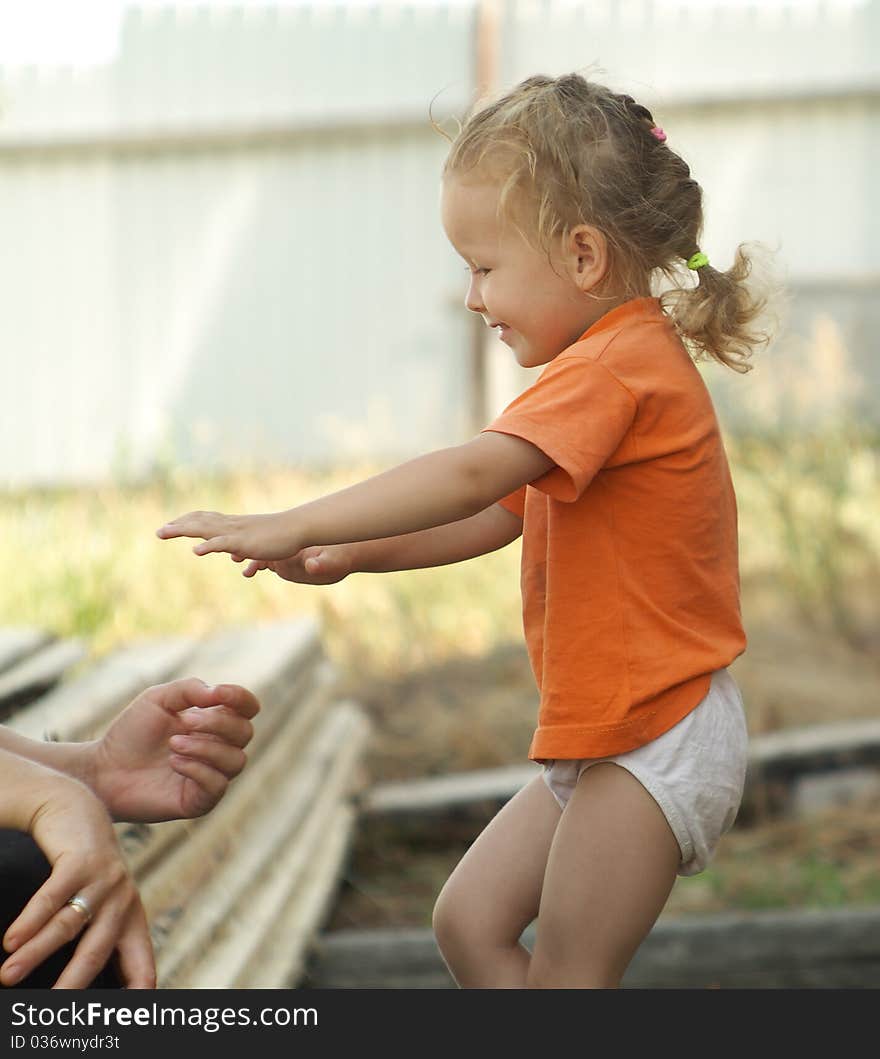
[650,126,667,143]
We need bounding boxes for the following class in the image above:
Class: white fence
[1,0,877,487]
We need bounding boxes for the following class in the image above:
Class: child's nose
[465,277,485,314]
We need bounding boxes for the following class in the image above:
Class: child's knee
[431,884,467,957]
[432,882,495,964]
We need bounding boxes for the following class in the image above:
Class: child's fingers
[155,519,197,540]
[156,511,226,541]
[243,560,267,577]
[193,536,235,557]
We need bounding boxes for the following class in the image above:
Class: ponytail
[660,243,775,374]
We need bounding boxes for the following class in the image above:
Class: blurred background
[1,0,878,925]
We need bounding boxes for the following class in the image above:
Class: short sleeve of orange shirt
[485,297,746,762]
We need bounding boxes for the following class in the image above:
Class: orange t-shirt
[484,297,746,761]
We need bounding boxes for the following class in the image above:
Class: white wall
[1,1,876,486]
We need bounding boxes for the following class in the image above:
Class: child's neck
[584,290,649,331]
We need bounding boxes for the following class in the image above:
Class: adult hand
[84,679,260,823]
[0,772,153,989]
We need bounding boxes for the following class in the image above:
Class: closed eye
[465,266,491,276]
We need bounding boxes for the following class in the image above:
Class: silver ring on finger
[65,894,93,925]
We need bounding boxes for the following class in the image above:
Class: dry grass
[0,462,522,677]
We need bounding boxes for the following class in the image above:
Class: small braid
[616,93,656,128]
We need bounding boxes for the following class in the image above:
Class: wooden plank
[115,619,329,876]
[743,720,880,818]
[6,637,196,741]
[150,703,370,987]
[0,639,86,720]
[305,928,452,990]
[365,764,539,817]
[624,907,880,988]
[184,773,361,989]
[748,719,880,778]
[241,806,356,990]
[0,629,53,675]
[363,719,880,836]
[141,700,361,933]
[306,905,880,989]
[362,764,539,843]
[162,618,323,717]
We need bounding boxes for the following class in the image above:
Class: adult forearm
[0,728,91,786]
[0,748,76,832]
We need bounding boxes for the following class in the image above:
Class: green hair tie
[686,251,709,270]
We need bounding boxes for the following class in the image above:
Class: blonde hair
[440,73,775,373]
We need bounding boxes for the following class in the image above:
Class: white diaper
[541,669,748,876]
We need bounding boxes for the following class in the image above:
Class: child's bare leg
[527,762,680,989]
[432,774,561,988]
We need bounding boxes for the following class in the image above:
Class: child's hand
[233,544,354,585]
[156,510,300,561]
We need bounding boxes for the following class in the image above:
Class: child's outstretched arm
[354,501,524,572]
[236,501,524,583]
[157,432,551,563]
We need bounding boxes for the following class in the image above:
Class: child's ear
[567,225,609,293]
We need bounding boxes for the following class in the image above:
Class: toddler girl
[157,73,772,989]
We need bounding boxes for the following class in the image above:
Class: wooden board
[0,639,86,720]
[120,629,336,879]
[0,629,53,675]
[162,618,323,717]
[363,720,880,837]
[307,905,880,989]
[150,703,370,987]
[0,620,373,991]
[7,637,196,741]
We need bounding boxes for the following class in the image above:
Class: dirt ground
[329,582,880,931]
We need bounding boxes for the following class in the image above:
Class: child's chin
[516,347,555,369]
